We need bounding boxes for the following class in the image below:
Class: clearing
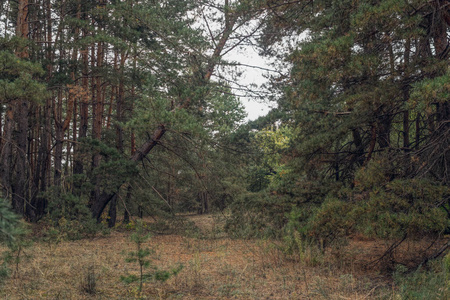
[1,214,445,299]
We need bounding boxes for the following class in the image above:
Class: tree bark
[403,38,411,150]
[107,51,126,227]
[91,125,166,221]
[28,0,53,220]
[0,106,14,200]
[10,0,29,215]
[11,100,29,215]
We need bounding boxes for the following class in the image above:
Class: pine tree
[257,0,450,257]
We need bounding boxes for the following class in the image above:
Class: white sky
[191,2,278,122]
[223,46,274,121]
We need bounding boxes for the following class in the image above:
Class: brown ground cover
[0,214,446,299]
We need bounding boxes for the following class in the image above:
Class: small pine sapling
[121,219,183,292]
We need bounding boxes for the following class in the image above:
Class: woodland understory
[0,0,449,298]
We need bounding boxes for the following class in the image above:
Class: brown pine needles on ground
[0,214,443,299]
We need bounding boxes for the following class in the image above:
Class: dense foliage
[0,0,252,228]
[0,0,448,271]
[235,0,450,265]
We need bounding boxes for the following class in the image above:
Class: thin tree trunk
[10,0,29,215]
[0,106,14,200]
[30,0,53,218]
[108,51,126,227]
[415,113,421,150]
[403,38,411,150]
[73,32,89,183]
[54,89,63,186]
[12,100,29,215]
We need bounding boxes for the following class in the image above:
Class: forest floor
[0,214,446,299]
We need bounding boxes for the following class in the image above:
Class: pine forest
[0,0,449,298]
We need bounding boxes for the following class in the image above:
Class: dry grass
[0,215,403,299]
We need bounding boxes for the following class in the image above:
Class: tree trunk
[28,0,53,219]
[123,185,132,224]
[73,38,89,184]
[0,106,14,200]
[403,38,411,150]
[54,89,63,186]
[9,0,29,216]
[91,125,166,221]
[107,51,126,227]
[11,100,29,215]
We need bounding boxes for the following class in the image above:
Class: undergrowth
[390,253,450,299]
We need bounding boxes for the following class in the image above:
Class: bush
[224,192,290,238]
[43,187,101,240]
[352,177,450,239]
[284,197,352,255]
[392,256,450,299]
[0,198,30,281]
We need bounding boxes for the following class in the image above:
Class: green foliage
[352,159,450,239]
[225,192,291,239]
[205,87,247,139]
[254,125,291,164]
[0,198,30,282]
[246,166,272,192]
[410,70,450,111]
[255,0,450,263]
[121,220,183,292]
[355,180,449,239]
[0,39,47,103]
[1,236,32,280]
[392,259,450,300]
[0,199,26,247]
[76,138,139,194]
[281,156,449,256]
[43,188,99,240]
[282,196,352,263]
[305,198,351,246]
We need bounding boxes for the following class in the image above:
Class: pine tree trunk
[9,0,30,216]
[73,34,89,185]
[54,89,63,186]
[0,106,14,200]
[29,1,53,217]
[11,100,29,215]
[91,126,166,221]
[107,51,126,227]
[403,38,411,150]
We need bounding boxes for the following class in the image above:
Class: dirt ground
[0,214,446,299]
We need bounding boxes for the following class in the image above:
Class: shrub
[0,198,30,281]
[392,258,450,299]
[284,197,352,254]
[352,178,450,239]
[224,192,290,238]
[43,187,100,240]
[80,265,97,295]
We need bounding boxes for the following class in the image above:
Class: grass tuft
[80,265,97,295]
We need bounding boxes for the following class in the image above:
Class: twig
[365,234,407,268]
